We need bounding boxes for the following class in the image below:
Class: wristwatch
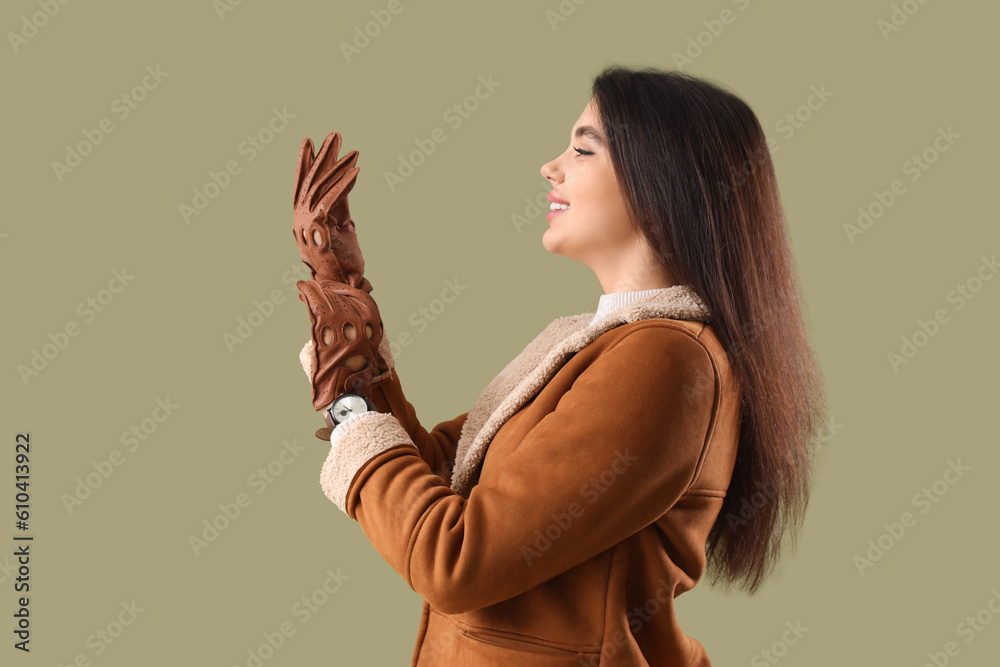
[325,392,378,429]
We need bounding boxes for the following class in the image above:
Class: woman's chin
[541,227,563,255]
[544,229,585,261]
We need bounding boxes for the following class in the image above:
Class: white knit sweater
[588,287,673,327]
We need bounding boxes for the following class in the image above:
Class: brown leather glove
[292,132,389,439]
[292,132,371,292]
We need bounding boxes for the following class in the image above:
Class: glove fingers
[292,133,367,290]
[312,160,359,215]
[297,281,343,405]
[311,132,345,180]
[297,280,383,409]
[310,147,357,210]
[297,280,370,343]
[322,193,367,291]
[295,280,334,328]
[293,137,315,206]
[300,132,342,203]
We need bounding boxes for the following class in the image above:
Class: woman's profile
[291,64,827,666]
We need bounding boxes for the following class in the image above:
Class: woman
[292,65,827,666]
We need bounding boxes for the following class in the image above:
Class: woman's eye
[573,146,594,156]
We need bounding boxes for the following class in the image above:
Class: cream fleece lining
[447,284,710,497]
[319,411,415,513]
[316,284,710,511]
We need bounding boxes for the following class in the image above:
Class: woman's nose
[540,156,560,183]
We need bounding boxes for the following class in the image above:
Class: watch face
[330,393,369,424]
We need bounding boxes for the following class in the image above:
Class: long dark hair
[591,65,827,594]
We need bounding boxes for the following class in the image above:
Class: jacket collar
[449,284,710,497]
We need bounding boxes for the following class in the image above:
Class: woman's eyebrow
[574,125,605,146]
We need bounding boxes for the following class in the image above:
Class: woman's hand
[292,131,372,293]
[291,132,389,424]
[296,279,385,412]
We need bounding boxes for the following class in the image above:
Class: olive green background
[3,0,998,664]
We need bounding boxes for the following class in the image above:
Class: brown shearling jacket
[318,284,742,665]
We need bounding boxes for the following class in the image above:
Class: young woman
[292,65,827,666]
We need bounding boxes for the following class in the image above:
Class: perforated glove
[291,132,390,439]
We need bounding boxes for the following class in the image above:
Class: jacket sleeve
[319,325,719,615]
[367,366,468,485]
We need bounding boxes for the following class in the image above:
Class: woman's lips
[546,207,569,222]
[546,191,570,222]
